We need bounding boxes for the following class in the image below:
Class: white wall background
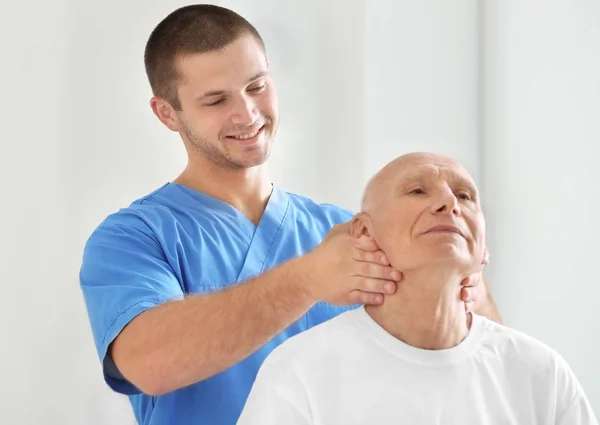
[0,0,597,423]
[482,0,600,413]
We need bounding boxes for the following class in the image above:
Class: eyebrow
[457,179,479,196]
[396,170,478,195]
[195,71,269,101]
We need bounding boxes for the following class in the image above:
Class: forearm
[111,256,315,396]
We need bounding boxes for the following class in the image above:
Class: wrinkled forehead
[362,154,480,211]
[393,161,478,193]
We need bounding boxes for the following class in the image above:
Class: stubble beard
[182,118,276,170]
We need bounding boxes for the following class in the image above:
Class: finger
[354,261,402,281]
[460,286,471,302]
[461,286,478,303]
[464,300,474,313]
[355,277,397,295]
[349,290,384,306]
[354,248,390,265]
[461,273,483,287]
[354,235,380,252]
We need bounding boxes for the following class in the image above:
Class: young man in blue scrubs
[79,5,499,425]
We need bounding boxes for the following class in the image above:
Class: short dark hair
[144,4,265,110]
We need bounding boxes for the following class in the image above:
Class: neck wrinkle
[365,267,471,350]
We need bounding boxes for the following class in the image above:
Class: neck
[174,157,272,225]
[365,266,471,350]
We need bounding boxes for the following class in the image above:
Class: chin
[233,148,271,169]
[427,247,474,267]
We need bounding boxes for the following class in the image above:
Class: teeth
[232,128,260,140]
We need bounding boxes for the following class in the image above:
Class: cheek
[474,215,486,242]
[468,215,486,255]
[189,110,226,140]
[179,101,225,141]
[260,87,278,117]
[372,216,411,253]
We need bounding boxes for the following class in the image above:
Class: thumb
[355,235,379,252]
[460,275,472,287]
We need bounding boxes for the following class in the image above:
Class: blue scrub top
[80,183,357,425]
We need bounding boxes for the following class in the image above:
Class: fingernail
[380,255,389,264]
[385,283,395,293]
[391,271,401,280]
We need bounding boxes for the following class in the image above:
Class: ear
[150,96,181,132]
[482,247,490,266]
[350,212,374,239]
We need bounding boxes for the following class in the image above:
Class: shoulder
[263,308,360,372]
[478,316,572,374]
[83,184,179,249]
[117,184,178,225]
[480,316,556,354]
[284,190,356,224]
[478,317,591,418]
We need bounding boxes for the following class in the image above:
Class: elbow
[133,364,214,396]
[113,350,216,396]
[133,363,215,396]
[109,333,216,395]
[136,380,171,398]
[129,369,168,397]
[117,354,177,397]
[110,342,177,397]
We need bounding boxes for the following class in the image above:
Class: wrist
[284,253,321,306]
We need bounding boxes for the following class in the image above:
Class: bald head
[361,152,477,213]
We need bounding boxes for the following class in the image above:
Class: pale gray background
[1,0,598,423]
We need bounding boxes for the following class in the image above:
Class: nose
[231,95,259,127]
[431,188,461,216]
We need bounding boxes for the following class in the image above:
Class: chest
[159,209,332,294]
[309,357,557,425]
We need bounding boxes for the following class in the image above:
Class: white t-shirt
[237,307,597,425]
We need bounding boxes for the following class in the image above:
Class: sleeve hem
[100,300,160,395]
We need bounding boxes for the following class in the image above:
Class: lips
[424,224,464,237]
[227,123,266,140]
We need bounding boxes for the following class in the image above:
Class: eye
[205,98,225,107]
[408,187,425,195]
[456,192,472,201]
[249,83,267,93]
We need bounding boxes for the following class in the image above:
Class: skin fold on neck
[365,266,472,350]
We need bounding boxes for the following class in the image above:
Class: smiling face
[360,153,486,274]
[152,34,279,170]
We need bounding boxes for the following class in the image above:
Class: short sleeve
[79,211,184,395]
[554,354,598,425]
[557,395,598,425]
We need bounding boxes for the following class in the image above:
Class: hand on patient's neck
[365,266,471,350]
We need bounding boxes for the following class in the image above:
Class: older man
[236,152,597,424]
